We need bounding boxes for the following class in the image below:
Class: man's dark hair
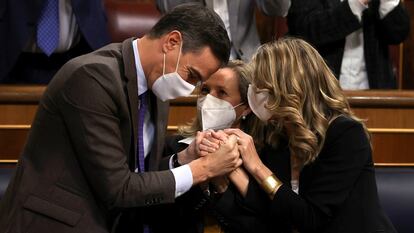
[148,3,231,65]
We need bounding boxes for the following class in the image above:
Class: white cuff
[349,0,369,21]
[171,164,193,198]
[379,0,399,19]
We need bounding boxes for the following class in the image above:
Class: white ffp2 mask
[197,94,243,131]
[247,84,273,122]
[152,42,195,102]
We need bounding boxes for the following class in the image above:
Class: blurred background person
[0,0,110,84]
[156,0,291,62]
[288,0,410,90]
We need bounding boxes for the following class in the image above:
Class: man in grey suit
[157,0,291,61]
[0,4,240,233]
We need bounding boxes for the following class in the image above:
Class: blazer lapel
[205,0,213,9]
[148,94,170,171]
[122,38,139,170]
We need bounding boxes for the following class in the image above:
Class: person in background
[156,0,291,62]
[288,0,410,90]
[0,0,110,84]
[217,38,396,233]
[150,60,266,233]
[0,4,242,233]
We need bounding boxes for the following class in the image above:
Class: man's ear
[162,30,182,53]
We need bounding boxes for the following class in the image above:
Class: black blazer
[287,0,410,89]
[0,0,110,81]
[151,135,207,233]
[213,116,396,233]
[0,39,175,233]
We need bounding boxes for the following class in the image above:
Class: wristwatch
[172,153,182,168]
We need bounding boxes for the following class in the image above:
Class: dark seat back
[375,167,414,233]
[105,0,161,42]
[0,167,14,199]
[1,166,413,233]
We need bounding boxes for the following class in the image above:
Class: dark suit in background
[213,117,396,233]
[0,38,175,233]
[156,0,290,61]
[0,0,110,83]
[288,0,409,89]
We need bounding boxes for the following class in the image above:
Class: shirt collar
[132,39,148,96]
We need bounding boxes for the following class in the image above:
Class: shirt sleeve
[171,164,193,197]
[379,0,400,19]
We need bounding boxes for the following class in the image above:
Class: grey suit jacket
[0,38,175,233]
[156,0,290,61]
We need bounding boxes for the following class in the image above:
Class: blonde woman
[151,60,266,233]
[222,38,396,233]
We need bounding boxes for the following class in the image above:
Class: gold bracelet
[261,174,283,197]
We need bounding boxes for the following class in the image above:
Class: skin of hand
[227,166,250,196]
[177,130,219,165]
[359,0,370,5]
[199,130,231,193]
[224,128,273,183]
[198,130,221,155]
[189,134,242,185]
[207,129,253,196]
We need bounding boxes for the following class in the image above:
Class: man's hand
[224,128,263,174]
[189,134,242,185]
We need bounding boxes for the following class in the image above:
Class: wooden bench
[1,86,414,166]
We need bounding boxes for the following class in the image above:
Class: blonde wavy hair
[178,60,266,148]
[245,38,370,165]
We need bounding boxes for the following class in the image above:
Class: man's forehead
[187,47,221,81]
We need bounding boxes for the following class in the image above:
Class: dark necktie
[137,92,147,173]
[37,0,59,56]
[138,92,150,233]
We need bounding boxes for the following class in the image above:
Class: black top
[213,116,396,233]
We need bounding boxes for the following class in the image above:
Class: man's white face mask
[247,84,273,122]
[197,94,243,131]
[152,41,196,102]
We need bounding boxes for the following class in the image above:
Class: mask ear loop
[174,39,183,72]
[233,102,245,109]
[162,52,166,76]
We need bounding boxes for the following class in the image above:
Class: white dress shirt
[132,39,193,198]
[340,0,399,90]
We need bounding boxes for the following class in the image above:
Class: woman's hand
[224,128,263,174]
[178,130,218,164]
[225,129,277,198]
[198,130,221,156]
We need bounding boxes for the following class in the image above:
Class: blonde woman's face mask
[247,84,273,122]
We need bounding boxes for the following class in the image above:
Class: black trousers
[4,36,92,84]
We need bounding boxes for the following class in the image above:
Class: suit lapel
[205,0,213,9]
[148,94,170,171]
[121,38,170,171]
[122,38,139,170]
